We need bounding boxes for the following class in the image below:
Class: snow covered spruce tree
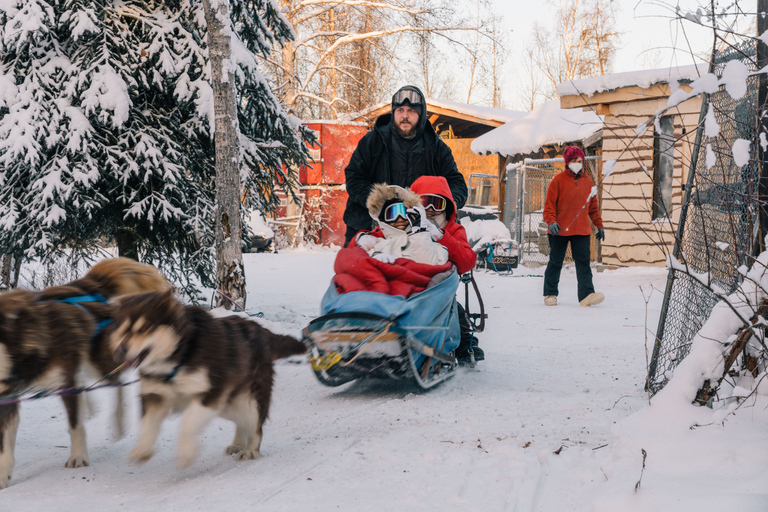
[0,0,312,301]
[202,0,314,308]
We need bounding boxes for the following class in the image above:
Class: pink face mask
[568,163,583,174]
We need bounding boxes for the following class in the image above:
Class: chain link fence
[504,156,601,267]
[648,40,761,394]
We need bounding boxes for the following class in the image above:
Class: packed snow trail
[7,250,763,512]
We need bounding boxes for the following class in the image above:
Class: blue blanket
[320,269,461,367]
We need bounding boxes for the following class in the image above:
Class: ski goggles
[383,202,409,223]
[392,89,422,107]
[420,194,447,212]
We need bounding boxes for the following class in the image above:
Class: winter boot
[580,292,605,307]
[544,295,557,306]
[456,335,484,365]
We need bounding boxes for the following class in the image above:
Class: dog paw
[235,449,262,461]
[177,452,198,470]
[128,446,154,464]
[177,443,199,470]
[0,475,9,490]
[225,444,244,455]
[65,456,90,468]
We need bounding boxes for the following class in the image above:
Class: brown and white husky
[109,290,306,468]
[0,257,170,489]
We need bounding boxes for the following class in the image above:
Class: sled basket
[302,269,461,389]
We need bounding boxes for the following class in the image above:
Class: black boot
[456,304,484,365]
[456,337,484,365]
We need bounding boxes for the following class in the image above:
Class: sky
[486,0,754,110]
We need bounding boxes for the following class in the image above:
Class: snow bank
[654,252,768,406]
[470,100,602,157]
[557,63,708,97]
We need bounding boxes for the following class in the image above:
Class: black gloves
[547,223,604,239]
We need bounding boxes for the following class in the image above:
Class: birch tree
[268,0,476,118]
[201,0,245,308]
[530,0,620,100]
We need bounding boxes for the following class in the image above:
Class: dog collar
[142,337,195,384]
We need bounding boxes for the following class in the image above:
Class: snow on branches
[0,0,312,296]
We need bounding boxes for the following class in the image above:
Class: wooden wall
[599,95,702,266]
[444,138,500,207]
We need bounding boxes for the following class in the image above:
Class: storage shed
[558,64,707,266]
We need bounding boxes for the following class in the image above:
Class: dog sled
[303,269,462,389]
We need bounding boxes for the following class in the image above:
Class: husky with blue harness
[0,257,170,489]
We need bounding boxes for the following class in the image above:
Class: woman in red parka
[542,146,605,307]
[410,175,482,364]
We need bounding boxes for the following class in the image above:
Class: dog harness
[55,293,113,337]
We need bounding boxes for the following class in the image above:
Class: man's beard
[394,121,417,138]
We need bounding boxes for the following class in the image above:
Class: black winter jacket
[343,113,468,233]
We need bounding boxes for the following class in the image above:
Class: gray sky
[484,0,748,109]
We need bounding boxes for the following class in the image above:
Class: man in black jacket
[343,85,468,246]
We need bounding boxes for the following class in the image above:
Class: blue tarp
[320,269,461,368]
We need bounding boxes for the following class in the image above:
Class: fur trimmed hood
[366,184,421,220]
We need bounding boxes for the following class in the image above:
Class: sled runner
[303,269,461,389]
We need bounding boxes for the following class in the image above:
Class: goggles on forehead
[383,202,409,223]
[392,89,422,107]
[420,194,447,212]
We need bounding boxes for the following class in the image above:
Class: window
[653,116,674,220]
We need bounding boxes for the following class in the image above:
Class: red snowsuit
[410,176,477,274]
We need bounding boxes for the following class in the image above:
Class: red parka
[543,169,603,236]
[408,176,477,274]
[348,176,477,275]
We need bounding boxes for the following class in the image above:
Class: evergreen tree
[231,0,315,216]
[0,0,312,296]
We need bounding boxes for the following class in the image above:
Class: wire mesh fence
[505,156,601,267]
[648,40,762,394]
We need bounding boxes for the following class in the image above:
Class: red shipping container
[300,122,368,186]
[296,121,367,245]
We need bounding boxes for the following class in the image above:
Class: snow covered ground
[3,249,767,511]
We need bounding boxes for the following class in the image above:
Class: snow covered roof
[557,63,709,98]
[470,100,603,157]
[302,119,368,126]
[424,97,525,124]
[345,97,525,125]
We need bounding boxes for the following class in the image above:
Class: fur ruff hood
[366,183,421,220]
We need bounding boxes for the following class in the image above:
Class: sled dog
[0,258,171,489]
[109,290,307,468]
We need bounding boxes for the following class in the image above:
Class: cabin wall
[598,96,702,266]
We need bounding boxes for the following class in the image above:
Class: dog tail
[264,331,307,361]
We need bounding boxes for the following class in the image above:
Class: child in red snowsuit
[410,175,483,363]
